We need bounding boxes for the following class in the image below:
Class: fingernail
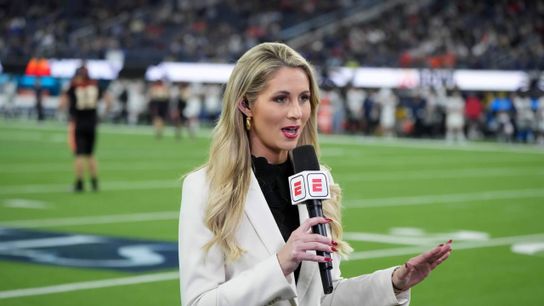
[325,218,333,223]
[332,241,338,246]
[324,257,333,262]
[438,244,444,247]
[447,239,453,244]
[331,247,338,252]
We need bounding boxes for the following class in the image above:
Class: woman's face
[247,66,312,164]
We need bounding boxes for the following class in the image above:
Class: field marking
[0,163,189,174]
[340,167,544,181]
[347,233,544,261]
[1,152,538,172]
[345,188,544,208]
[3,199,49,209]
[1,188,542,228]
[0,211,179,228]
[0,271,178,300]
[0,235,103,251]
[0,121,211,137]
[320,134,544,155]
[0,180,180,195]
[1,168,542,195]
[511,242,544,256]
[327,156,541,168]
[2,121,543,155]
[343,229,489,246]
[0,232,542,299]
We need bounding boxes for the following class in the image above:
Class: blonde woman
[179,42,452,306]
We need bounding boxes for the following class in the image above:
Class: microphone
[289,145,333,294]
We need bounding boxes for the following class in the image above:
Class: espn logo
[288,171,331,204]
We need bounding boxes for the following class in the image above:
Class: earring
[245,116,251,130]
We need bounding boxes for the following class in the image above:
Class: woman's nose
[288,102,302,119]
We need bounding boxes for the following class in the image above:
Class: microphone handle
[307,201,334,294]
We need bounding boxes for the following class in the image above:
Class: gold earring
[245,116,251,130]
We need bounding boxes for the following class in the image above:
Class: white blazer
[179,167,410,306]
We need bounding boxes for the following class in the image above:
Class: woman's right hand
[276,217,336,276]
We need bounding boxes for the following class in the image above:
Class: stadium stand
[2,0,543,70]
[0,0,543,144]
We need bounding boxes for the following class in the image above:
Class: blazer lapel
[295,204,318,300]
[244,171,285,255]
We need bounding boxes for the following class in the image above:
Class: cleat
[91,178,99,192]
[74,180,84,193]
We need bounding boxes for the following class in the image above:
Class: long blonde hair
[204,42,352,261]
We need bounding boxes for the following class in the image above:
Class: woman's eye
[273,96,288,103]
[300,94,311,102]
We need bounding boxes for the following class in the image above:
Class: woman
[179,42,452,306]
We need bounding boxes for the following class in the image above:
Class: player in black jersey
[147,79,170,139]
[59,63,111,192]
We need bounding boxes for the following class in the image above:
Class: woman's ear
[237,98,252,117]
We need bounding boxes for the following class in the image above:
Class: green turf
[1,119,543,305]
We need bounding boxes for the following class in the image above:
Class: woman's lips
[281,126,299,139]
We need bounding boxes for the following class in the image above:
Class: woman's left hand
[391,240,453,292]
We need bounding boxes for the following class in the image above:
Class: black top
[252,155,301,281]
[67,80,104,128]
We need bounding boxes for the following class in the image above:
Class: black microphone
[290,144,333,294]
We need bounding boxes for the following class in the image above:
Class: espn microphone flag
[288,171,331,204]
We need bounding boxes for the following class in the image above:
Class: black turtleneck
[252,155,301,281]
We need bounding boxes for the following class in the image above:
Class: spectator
[377,88,397,138]
[147,79,170,139]
[464,92,484,140]
[445,88,465,144]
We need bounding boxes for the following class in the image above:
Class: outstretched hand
[392,240,453,292]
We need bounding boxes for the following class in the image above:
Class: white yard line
[0,122,211,137]
[347,233,544,261]
[339,167,544,181]
[0,211,179,228]
[2,121,543,154]
[343,232,445,246]
[345,188,544,208]
[0,272,179,300]
[0,163,188,173]
[3,199,49,209]
[0,180,180,195]
[320,135,544,155]
[327,156,539,167]
[1,188,542,228]
[1,168,542,195]
[1,233,542,299]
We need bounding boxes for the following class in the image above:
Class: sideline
[2,120,543,154]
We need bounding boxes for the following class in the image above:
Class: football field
[1,120,543,306]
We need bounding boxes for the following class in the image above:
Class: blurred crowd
[1,0,543,70]
[93,80,544,145]
[3,77,543,145]
[319,84,544,145]
[1,0,356,65]
[301,0,544,70]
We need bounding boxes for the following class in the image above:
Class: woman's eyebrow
[271,90,310,95]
